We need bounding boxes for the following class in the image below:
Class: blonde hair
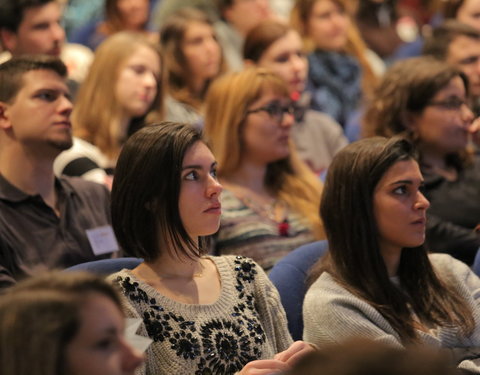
[73,31,165,160]
[204,67,324,238]
[290,0,377,98]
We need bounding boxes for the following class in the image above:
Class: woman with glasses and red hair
[363,56,480,265]
[203,67,325,271]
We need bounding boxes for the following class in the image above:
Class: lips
[411,217,426,225]
[204,202,221,214]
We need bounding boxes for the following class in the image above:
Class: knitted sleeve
[253,265,293,352]
[302,273,404,348]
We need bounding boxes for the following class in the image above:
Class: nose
[460,102,474,125]
[120,338,144,373]
[143,71,157,89]
[280,110,295,128]
[207,174,223,198]
[415,191,430,210]
[59,94,73,117]
[290,54,306,74]
[51,22,65,44]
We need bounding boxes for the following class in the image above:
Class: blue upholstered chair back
[268,240,328,340]
[66,257,143,275]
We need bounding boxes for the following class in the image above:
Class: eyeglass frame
[426,97,470,111]
[244,101,298,124]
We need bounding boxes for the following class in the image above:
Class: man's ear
[0,102,12,131]
[0,29,18,53]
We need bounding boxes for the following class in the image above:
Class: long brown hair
[362,56,471,169]
[160,7,227,111]
[204,67,324,239]
[73,32,165,161]
[309,137,475,343]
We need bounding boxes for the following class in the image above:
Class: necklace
[237,195,290,237]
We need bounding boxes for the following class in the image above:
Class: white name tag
[86,225,119,255]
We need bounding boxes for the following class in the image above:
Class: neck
[190,77,207,98]
[0,144,57,207]
[380,244,402,277]
[145,252,204,279]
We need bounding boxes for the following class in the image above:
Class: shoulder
[60,176,109,199]
[428,253,473,280]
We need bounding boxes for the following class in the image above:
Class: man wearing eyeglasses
[423,20,480,116]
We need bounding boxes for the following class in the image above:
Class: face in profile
[182,21,222,83]
[0,69,73,152]
[410,76,473,155]
[257,30,308,94]
[178,141,223,241]
[115,45,160,119]
[65,293,143,375]
[373,159,429,256]
[456,0,480,31]
[242,90,294,164]
[447,35,480,96]
[3,1,65,56]
[307,0,349,51]
[223,0,271,35]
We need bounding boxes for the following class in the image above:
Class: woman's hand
[238,359,289,375]
[468,117,480,146]
[274,340,316,365]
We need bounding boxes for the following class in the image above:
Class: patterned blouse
[109,256,292,375]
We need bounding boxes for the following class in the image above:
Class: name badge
[86,225,119,255]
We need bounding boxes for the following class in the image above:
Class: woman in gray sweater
[303,136,480,373]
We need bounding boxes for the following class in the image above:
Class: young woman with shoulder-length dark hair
[108,122,314,375]
[303,136,480,372]
[363,56,480,265]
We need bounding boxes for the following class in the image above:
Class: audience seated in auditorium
[0,0,87,96]
[159,8,225,127]
[54,32,164,188]
[70,0,158,51]
[303,136,480,373]
[214,0,272,71]
[244,19,348,175]
[204,68,324,270]
[423,20,480,116]
[107,122,314,374]
[0,56,116,289]
[363,56,480,265]
[0,271,145,375]
[290,0,381,127]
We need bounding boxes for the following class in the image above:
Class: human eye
[393,185,408,195]
[274,53,290,63]
[94,336,119,351]
[444,97,465,109]
[210,167,218,180]
[129,64,147,75]
[265,102,282,117]
[184,170,199,181]
[35,90,58,102]
[459,55,479,65]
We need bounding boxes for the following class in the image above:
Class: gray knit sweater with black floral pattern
[109,255,292,375]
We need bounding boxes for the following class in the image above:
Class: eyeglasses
[427,97,469,111]
[245,102,296,123]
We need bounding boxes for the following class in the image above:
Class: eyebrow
[389,179,424,186]
[181,161,217,170]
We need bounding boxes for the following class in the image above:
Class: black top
[0,175,114,289]
[423,156,480,265]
